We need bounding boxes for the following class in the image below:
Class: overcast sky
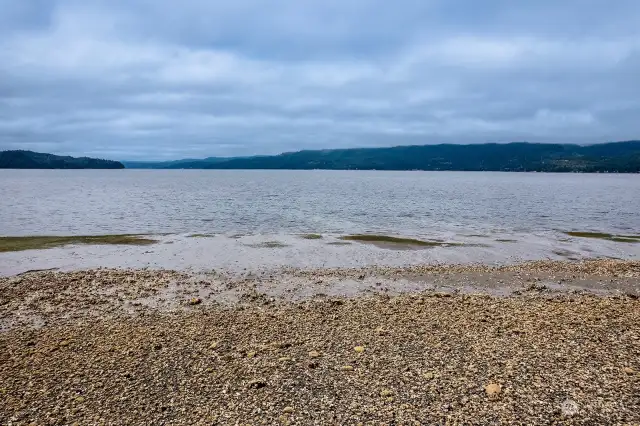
[1,0,639,160]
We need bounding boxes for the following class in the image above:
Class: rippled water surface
[1,170,638,237]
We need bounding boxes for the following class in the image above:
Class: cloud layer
[1,0,639,159]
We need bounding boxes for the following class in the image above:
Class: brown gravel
[1,260,640,424]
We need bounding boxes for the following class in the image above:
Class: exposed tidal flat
[1,260,640,424]
[1,232,640,424]
[2,230,640,277]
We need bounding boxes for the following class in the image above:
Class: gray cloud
[1,0,639,160]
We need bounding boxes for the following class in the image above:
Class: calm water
[1,170,638,237]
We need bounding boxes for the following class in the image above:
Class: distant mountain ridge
[0,150,124,169]
[124,141,640,173]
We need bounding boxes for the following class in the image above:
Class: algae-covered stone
[380,389,393,397]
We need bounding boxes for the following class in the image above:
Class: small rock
[354,346,365,353]
[248,379,267,389]
[278,356,292,362]
[560,399,579,417]
[380,389,393,397]
[485,383,501,397]
[188,297,202,305]
[282,406,294,414]
[341,365,354,371]
[308,350,320,358]
[623,367,635,375]
[74,396,85,403]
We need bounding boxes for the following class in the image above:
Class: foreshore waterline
[2,231,640,277]
[3,259,640,331]
[1,259,639,424]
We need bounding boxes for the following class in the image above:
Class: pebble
[485,383,502,397]
[248,379,267,389]
[380,389,393,397]
[560,399,579,417]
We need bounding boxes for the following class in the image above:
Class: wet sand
[1,260,640,424]
[2,232,640,277]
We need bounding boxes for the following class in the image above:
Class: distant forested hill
[121,157,228,169]
[125,141,640,172]
[0,150,124,169]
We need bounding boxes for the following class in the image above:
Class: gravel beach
[1,260,639,424]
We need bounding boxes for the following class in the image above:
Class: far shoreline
[4,140,640,172]
[3,168,640,173]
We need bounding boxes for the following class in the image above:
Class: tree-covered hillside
[127,141,640,172]
[0,150,124,169]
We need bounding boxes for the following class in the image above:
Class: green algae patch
[565,231,640,243]
[188,233,216,238]
[327,241,352,246]
[566,231,611,239]
[247,241,288,248]
[338,234,462,248]
[0,235,158,253]
[300,234,323,240]
[495,239,518,243]
[618,234,640,239]
[609,237,640,243]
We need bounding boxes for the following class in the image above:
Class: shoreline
[2,231,640,277]
[2,259,640,331]
[2,259,639,424]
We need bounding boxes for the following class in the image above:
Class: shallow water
[1,170,639,275]
[1,170,638,237]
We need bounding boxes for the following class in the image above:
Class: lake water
[2,170,640,275]
[1,170,639,238]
